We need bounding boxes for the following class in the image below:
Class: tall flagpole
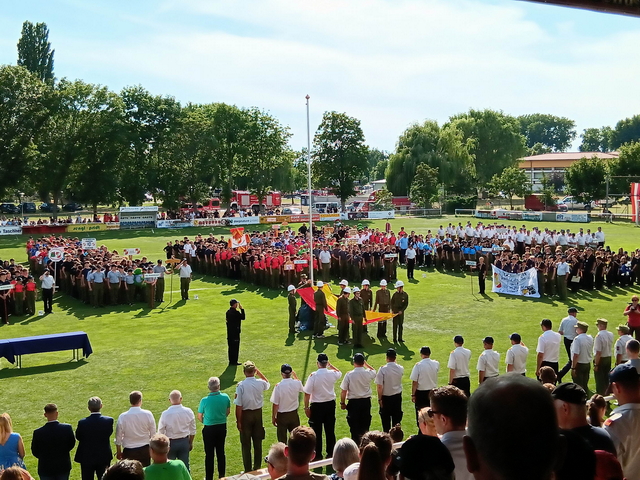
[306,95,314,286]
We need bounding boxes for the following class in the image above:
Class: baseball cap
[596,318,608,326]
[287,285,295,292]
[419,346,431,355]
[230,299,238,306]
[483,336,494,344]
[316,281,324,287]
[395,280,404,288]
[380,280,387,286]
[551,383,587,405]
[386,348,397,359]
[568,307,578,313]
[243,361,255,371]
[396,435,454,480]
[361,279,370,286]
[576,321,589,331]
[617,324,630,334]
[339,279,348,286]
[453,335,464,344]
[343,287,351,294]
[317,353,329,364]
[509,333,521,343]
[609,363,639,384]
[281,364,293,374]
[353,353,365,364]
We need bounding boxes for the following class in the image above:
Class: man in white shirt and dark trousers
[340,353,376,445]
[115,391,157,467]
[410,346,439,426]
[558,307,579,382]
[476,337,499,384]
[536,319,561,379]
[448,336,471,398]
[571,321,594,394]
[157,390,196,471]
[303,353,342,460]
[594,318,614,395]
[177,259,192,300]
[270,364,304,443]
[39,269,55,314]
[375,348,404,432]
[235,361,270,473]
[506,333,529,375]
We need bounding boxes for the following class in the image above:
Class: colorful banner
[228,227,250,252]
[260,215,291,224]
[227,216,261,226]
[193,218,225,227]
[67,223,107,233]
[491,265,540,298]
[367,211,395,219]
[290,214,319,223]
[105,222,120,230]
[157,219,194,229]
[0,226,22,235]
[556,213,589,223]
[632,183,640,223]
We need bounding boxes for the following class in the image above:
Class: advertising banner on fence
[0,226,22,235]
[556,213,589,223]
[227,216,261,226]
[491,265,540,298]
[631,183,639,223]
[105,222,120,230]
[67,224,107,233]
[260,215,291,224]
[157,219,194,229]
[193,218,225,227]
[290,214,320,223]
[320,213,341,221]
[367,211,395,219]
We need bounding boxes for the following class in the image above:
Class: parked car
[0,203,19,214]
[557,196,595,210]
[20,202,37,213]
[39,203,56,213]
[62,202,83,212]
[282,207,302,215]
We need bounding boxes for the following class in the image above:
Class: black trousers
[407,258,415,279]
[414,389,431,426]
[309,400,336,459]
[80,463,108,480]
[452,377,471,398]
[42,287,53,313]
[478,275,486,294]
[540,361,559,377]
[228,336,240,365]
[558,338,574,380]
[380,393,403,432]
[346,397,372,445]
[203,424,227,480]
[122,445,150,467]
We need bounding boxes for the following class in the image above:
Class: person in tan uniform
[373,280,391,339]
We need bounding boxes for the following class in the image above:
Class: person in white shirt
[177,259,192,300]
[571,322,594,394]
[448,336,471,398]
[340,353,376,445]
[536,319,561,378]
[115,391,156,467]
[476,337,500,384]
[375,348,404,432]
[506,333,529,375]
[595,227,605,247]
[235,360,270,473]
[270,364,304,444]
[594,319,614,395]
[615,325,634,365]
[303,353,341,460]
[410,346,440,425]
[558,307,579,381]
[158,390,196,471]
[39,269,56,314]
[318,246,332,283]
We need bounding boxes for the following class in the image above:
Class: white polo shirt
[616,335,634,361]
[559,315,578,340]
[476,350,500,378]
[410,358,440,391]
[447,347,471,379]
[506,344,529,374]
[234,376,270,410]
[536,330,561,363]
[594,330,614,359]
[374,362,404,396]
[340,367,377,400]
[318,250,331,264]
[270,377,304,413]
[571,333,594,364]
[303,368,342,403]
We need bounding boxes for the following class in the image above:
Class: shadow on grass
[219,364,239,390]
[0,359,88,378]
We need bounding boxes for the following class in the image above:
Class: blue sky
[2,0,640,152]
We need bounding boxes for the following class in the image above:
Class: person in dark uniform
[477,256,487,295]
[226,299,245,366]
[374,280,391,338]
[75,396,114,480]
[391,281,409,344]
[31,403,76,480]
[349,287,366,349]
[287,285,297,334]
[360,280,372,335]
[313,281,327,339]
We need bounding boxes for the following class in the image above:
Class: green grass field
[0,216,638,480]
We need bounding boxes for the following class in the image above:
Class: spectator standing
[626,339,640,373]
[558,307,579,381]
[476,336,499,384]
[31,403,76,480]
[303,353,341,461]
[593,319,614,395]
[143,434,191,480]
[235,361,270,473]
[264,442,287,480]
[624,295,640,339]
[153,260,168,303]
[571,322,594,394]
[102,460,144,480]
[74,397,113,480]
[604,364,640,480]
[0,413,26,470]
[279,426,328,480]
[556,255,570,300]
[287,286,297,334]
[506,333,529,375]
[270,364,304,444]
[375,348,404,433]
[536,319,561,378]
[615,324,633,365]
[447,335,471,398]
[115,391,156,467]
[198,377,230,480]
[177,259,192,300]
[340,353,376,445]
[158,391,196,471]
[39,269,55,314]
[226,299,245,366]
[410,346,440,425]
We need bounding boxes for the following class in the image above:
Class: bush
[444,195,477,214]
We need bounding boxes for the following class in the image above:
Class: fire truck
[230,191,282,213]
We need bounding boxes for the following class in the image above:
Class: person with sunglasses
[264,443,287,480]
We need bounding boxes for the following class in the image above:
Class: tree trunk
[341,199,346,212]
[509,196,514,210]
[93,203,98,216]
[52,193,59,221]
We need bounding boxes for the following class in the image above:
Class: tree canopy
[564,156,607,203]
[17,21,55,84]
[518,113,576,153]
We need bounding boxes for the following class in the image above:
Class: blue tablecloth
[0,331,92,364]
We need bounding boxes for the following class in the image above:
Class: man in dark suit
[31,403,76,480]
[75,396,114,480]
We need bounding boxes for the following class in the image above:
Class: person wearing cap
[615,324,633,365]
[338,279,348,296]
[536,319,561,379]
[390,281,408,343]
[604,363,640,479]
[287,285,297,335]
[270,364,304,444]
[375,348,405,432]
[506,334,528,376]
[397,434,455,480]
[570,321,594,394]
[410,346,440,425]
[303,353,342,461]
[348,287,366,348]
[593,318,614,395]
[360,279,372,335]
[448,336,471,398]
[558,307,579,382]
[226,299,246,366]
[477,337,500,384]
[551,383,616,455]
[235,361,270,473]
[176,259,192,301]
[373,280,391,339]
[336,287,351,345]
[340,353,376,444]
[313,281,327,339]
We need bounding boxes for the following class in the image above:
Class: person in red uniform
[624,295,640,339]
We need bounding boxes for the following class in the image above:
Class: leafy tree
[365,148,388,183]
[518,113,576,152]
[17,21,55,84]
[0,65,52,199]
[611,115,640,149]
[528,142,552,156]
[539,175,558,210]
[371,158,388,181]
[409,164,439,208]
[372,188,393,210]
[609,141,640,193]
[487,166,530,210]
[312,111,369,211]
[448,109,526,188]
[579,127,612,152]
[564,156,608,203]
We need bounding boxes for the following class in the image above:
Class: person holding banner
[313,282,327,339]
[336,288,351,346]
[391,281,408,344]
[374,280,391,339]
